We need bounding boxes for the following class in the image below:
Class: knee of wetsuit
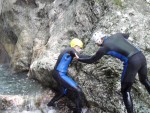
[140,79,150,94]
[75,86,82,94]
[140,79,150,85]
[121,82,132,94]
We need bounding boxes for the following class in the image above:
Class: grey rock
[0,0,150,112]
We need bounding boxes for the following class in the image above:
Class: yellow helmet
[70,38,83,48]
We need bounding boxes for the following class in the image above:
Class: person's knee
[121,87,127,94]
[121,82,133,94]
[74,86,82,95]
[77,86,82,93]
[140,79,150,93]
[140,78,149,85]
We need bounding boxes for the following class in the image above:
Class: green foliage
[95,0,123,8]
[114,0,123,7]
[95,0,102,4]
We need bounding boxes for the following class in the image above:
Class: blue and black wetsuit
[78,33,150,113]
[48,47,83,113]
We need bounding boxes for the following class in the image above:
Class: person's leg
[121,82,134,113]
[138,64,150,94]
[121,59,139,113]
[60,73,83,113]
[47,71,66,107]
[73,86,83,113]
[47,86,66,107]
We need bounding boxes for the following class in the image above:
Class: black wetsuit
[78,33,150,113]
[48,47,83,113]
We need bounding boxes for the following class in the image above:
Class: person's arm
[116,33,129,39]
[77,54,91,59]
[70,49,90,59]
[78,47,107,64]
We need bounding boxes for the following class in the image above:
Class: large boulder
[0,0,150,112]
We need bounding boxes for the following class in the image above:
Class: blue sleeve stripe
[107,51,129,81]
[121,64,128,82]
[107,51,128,63]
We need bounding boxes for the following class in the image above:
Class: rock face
[0,42,10,64]
[0,0,150,112]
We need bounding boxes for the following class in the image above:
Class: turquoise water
[0,65,43,95]
[0,65,46,113]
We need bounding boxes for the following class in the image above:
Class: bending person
[47,38,85,113]
[77,31,150,113]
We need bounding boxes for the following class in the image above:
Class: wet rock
[11,30,33,72]
[0,95,24,110]
[145,0,150,3]
[0,42,10,64]
[48,110,57,113]
[0,0,150,113]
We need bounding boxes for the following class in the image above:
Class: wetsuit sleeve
[68,48,90,58]
[78,54,91,58]
[69,49,76,57]
[78,47,107,64]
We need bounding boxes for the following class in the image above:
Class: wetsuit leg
[47,71,66,107]
[121,57,139,113]
[59,72,83,113]
[138,64,150,94]
[73,86,83,113]
[47,86,65,107]
[121,52,150,113]
[121,82,134,113]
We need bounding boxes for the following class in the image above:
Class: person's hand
[74,53,79,60]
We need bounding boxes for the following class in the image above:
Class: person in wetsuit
[47,38,84,113]
[77,31,150,113]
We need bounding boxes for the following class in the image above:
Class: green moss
[95,0,123,8]
[95,0,102,4]
[114,0,122,7]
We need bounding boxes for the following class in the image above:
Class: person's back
[54,47,75,73]
[77,32,150,113]
[48,38,85,113]
[103,33,140,58]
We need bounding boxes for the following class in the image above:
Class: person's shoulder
[111,32,122,36]
[63,46,75,53]
[65,46,74,51]
[113,32,129,38]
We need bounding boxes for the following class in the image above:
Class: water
[0,65,50,113]
[0,65,74,113]
[0,65,43,95]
